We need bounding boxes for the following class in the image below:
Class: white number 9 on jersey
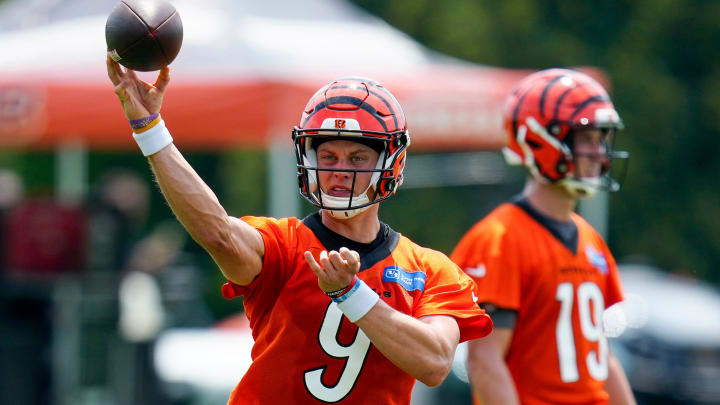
[304,302,372,402]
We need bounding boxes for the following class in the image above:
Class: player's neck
[320,205,381,243]
[522,180,577,222]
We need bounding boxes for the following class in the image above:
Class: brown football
[105,0,183,72]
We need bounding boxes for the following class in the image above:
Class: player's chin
[577,166,603,178]
[578,172,602,180]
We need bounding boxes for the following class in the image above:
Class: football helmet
[502,68,628,197]
[292,77,410,219]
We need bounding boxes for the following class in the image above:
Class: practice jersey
[222,213,492,405]
[451,201,624,405]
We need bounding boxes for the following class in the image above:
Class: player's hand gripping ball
[105,0,183,72]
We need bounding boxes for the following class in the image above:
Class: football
[105,0,183,72]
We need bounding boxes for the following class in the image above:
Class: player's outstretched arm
[466,328,520,405]
[106,54,264,286]
[606,352,637,405]
[147,147,264,285]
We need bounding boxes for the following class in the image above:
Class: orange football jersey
[451,201,624,405]
[221,213,492,405]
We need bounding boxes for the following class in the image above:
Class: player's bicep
[420,314,461,353]
[206,216,265,286]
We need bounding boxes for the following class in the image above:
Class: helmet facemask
[292,78,410,219]
[293,127,409,219]
[559,126,628,198]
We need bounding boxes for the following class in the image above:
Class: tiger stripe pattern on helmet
[292,77,410,216]
[503,68,627,195]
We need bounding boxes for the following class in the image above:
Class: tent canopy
[0,0,531,151]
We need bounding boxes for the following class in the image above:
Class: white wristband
[133,119,173,156]
[336,279,379,322]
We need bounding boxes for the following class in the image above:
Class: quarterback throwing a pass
[106,55,491,404]
[451,68,636,405]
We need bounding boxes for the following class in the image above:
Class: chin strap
[559,177,601,198]
[319,187,373,219]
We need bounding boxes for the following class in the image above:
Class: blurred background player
[451,68,636,405]
[106,55,492,404]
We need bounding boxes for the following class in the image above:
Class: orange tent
[0,0,530,152]
[0,66,531,152]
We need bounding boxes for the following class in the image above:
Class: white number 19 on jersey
[555,282,609,383]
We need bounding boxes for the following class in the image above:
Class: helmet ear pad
[379,149,406,196]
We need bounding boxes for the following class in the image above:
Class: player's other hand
[106,52,169,120]
[304,247,361,293]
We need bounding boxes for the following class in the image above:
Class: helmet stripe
[539,74,568,119]
[333,82,401,130]
[302,96,389,131]
[511,89,531,138]
[329,81,401,130]
[568,95,609,122]
[367,88,400,130]
[324,95,364,109]
[553,83,585,120]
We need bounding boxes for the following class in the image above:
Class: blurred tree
[350,0,720,283]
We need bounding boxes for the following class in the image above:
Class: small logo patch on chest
[382,266,426,292]
[585,245,608,274]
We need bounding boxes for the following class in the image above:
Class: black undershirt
[301,211,400,271]
[512,194,579,254]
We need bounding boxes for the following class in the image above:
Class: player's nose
[331,168,352,179]
[332,157,353,172]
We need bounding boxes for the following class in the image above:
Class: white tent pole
[55,139,87,206]
[268,136,299,219]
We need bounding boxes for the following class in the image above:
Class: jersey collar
[302,211,400,271]
[512,195,579,254]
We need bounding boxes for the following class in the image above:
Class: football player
[106,55,492,404]
[451,68,637,405]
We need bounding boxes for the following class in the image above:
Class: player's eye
[318,154,337,162]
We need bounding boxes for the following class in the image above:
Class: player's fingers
[338,247,357,263]
[318,250,332,269]
[328,250,347,269]
[339,247,361,271]
[126,69,143,88]
[154,66,170,92]
[126,68,138,79]
[106,54,123,85]
[304,251,326,277]
[114,82,129,102]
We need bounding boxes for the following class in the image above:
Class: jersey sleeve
[221,216,295,303]
[450,216,523,311]
[413,251,493,343]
